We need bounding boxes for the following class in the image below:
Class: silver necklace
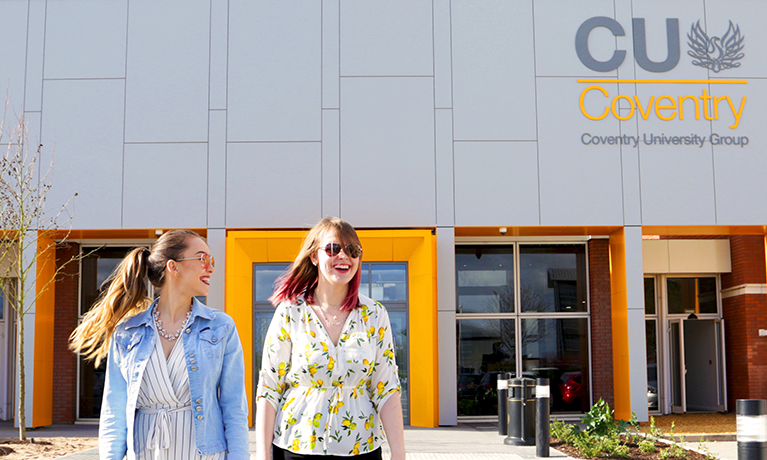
[153,304,192,341]
[317,305,346,326]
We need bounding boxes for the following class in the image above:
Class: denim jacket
[99,298,249,460]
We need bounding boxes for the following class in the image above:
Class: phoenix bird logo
[687,20,745,72]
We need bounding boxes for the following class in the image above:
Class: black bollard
[738,399,767,460]
[505,378,535,446]
[536,378,550,457]
[498,373,509,435]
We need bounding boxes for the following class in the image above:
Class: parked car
[558,371,584,404]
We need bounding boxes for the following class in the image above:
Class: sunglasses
[175,253,215,269]
[321,243,363,259]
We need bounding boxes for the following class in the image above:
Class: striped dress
[133,330,226,460]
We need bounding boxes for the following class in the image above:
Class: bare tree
[0,96,79,440]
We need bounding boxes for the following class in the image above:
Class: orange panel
[455,226,621,237]
[609,229,631,420]
[642,225,767,236]
[32,233,56,427]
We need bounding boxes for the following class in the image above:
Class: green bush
[639,439,657,453]
[581,398,628,437]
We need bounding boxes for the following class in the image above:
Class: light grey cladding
[437,227,457,425]
[40,80,125,229]
[712,81,766,225]
[451,0,536,141]
[630,0,708,81]
[24,0,45,111]
[206,228,226,311]
[124,0,210,143]
[44,0,128,79]
[533,0,619,77]
[209,0,228,110]
[123,144,208,229]
[536,78,623,226]
[226,143,322,228]
[435,109,454,226]
[620,120,642,226]
[339,77,435,227]
[454,142,539,227]
[322,0,340,109]
[322,110,341,217]
[228,1,321,142]
[433,0,453,109]
[339,1,433,77]
[704,1,767,78]
[635,83,716,225]
[0,0,31,117]
[208,111,227,228]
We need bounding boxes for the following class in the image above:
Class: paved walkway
[0,421,739,460]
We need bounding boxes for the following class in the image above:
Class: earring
[174,271,180,277]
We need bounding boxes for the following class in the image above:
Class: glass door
[0,282,15,421]
[669,319,685,413]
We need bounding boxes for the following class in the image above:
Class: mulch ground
[638,413,735,434]
[552,437,714,460]
[0,437,98,459]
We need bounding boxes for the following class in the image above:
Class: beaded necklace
[153,304,192,342]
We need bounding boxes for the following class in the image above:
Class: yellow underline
[577,79,748,84]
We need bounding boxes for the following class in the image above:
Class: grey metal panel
[228,1,321,142]
[209,0,228,110]
[435,109,455,227]
[451,0,536,141]
[124,0,210,143]
[454,142,539,227]
[533,0,618,77]
[636,82,716,225]
[712,81,767,225]
[339,77,435,228]
[0,0,28,119]
[433,0,453,109]
[627,307,649,421]
[226,143,322,228]
[536,78,624,226]
[23,112,42,151]
[123,143,208,229]
[24,0,45,112]
[208,111,227,228]
[620,120,642,226]
[631,0,708,81]
[206,228,226,311]
[44,0,128,79]
[322,0,340,109]
[704,1,767,79]
[339,1,433,77]
[322,110,341,217]
[438,313,458,425]
[40,80,125,229]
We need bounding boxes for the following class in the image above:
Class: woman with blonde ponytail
[70,230,248,460]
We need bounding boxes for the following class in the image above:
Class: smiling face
[171,236,215,298]
[310,230,360,292]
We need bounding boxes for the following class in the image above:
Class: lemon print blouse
[256,294,401,456]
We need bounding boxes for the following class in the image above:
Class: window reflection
[254,265,289,302]
[519,245,586,313]
[521,318,590,413]
[455,247,514,313]
[457,319,515,416]
[667,277,717,314]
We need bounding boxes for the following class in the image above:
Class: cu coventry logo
[687,20,745,72]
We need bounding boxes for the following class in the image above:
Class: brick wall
[721,235,767,409]
[52,242,80,424]
[588,239,613,408]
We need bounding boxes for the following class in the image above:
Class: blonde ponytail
[69,230,202,366]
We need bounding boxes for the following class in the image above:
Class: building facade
[1,0,766,427]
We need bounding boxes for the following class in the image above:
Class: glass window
[254,265,289,302]
[646,320,658,411]
[519,245,587,313]
[457,319,516,416]
[667,277,717,314]
[644,278,656,315]
[79,247,136,419]
[455,246,514,313]
[521,318,590,413]
[388,310,409,422]
[370,264,407,302]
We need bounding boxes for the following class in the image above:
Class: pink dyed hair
[269,217,362,312]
